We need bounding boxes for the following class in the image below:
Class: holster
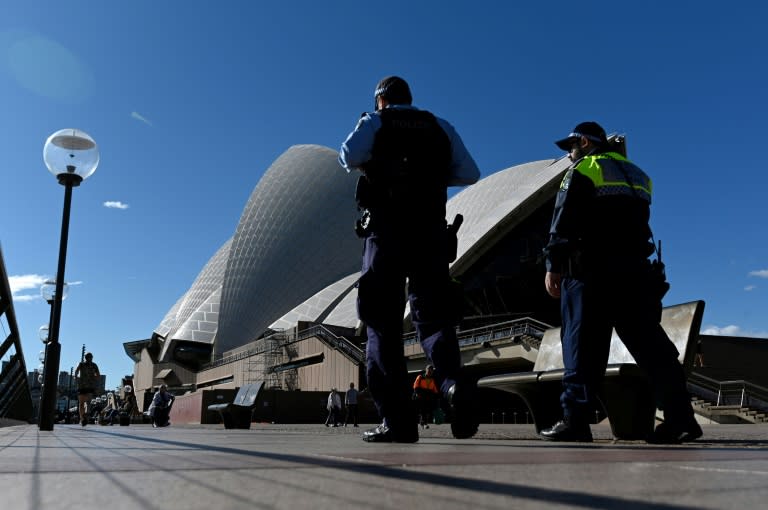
[648,260,670,300]
[354,175,374,210]
[354,210,371,238]
[564,250,586,279]
[445,213,463,263]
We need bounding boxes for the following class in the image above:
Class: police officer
[339,76,480,443]
[540,121,702,443]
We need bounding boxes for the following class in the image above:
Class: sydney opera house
[123,142,568,396]
[123,142,768,425]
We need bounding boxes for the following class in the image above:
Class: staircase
[688,371,768,424]
[691,397,768,424]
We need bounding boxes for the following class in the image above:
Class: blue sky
[1,2,766,390]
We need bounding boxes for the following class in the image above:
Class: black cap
[555,121,608,151]
[85,352,93,359]
[374,76,412,107]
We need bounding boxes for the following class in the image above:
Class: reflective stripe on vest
[575,152,652,203]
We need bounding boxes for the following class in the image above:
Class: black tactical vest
[356,108,451,222]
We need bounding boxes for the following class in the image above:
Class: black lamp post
[38,281,68,421]
[38,128,98,431]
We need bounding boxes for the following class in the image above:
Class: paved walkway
[1,422,767,509]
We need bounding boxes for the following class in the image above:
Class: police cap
[555,121,608,151]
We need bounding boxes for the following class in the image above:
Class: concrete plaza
[1,421,767,509]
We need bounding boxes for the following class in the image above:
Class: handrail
[0,245,33,421]
[201,325,366,370]
[200,330,289,370]
[296,324,365,364]
[404,316,550,349]
[688,371,768,411]
[202,318,550,374]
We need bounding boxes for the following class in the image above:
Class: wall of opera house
[131,328,363,406]
[131,200,566,401]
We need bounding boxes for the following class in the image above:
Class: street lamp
[40,280,68,343]
[39,325,50,344]
[38,128,98,431]
[41,279,69,305]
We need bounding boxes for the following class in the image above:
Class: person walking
[413,365,440,429]
[343,382,359,427]
[540,121,702,444]
[339,76,480,443]
[325,388,342,427]
[74,352,100,427]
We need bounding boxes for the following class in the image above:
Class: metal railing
[202,325,366,371]
[201,330,289,371]
[296,324,365,364]
[688,371,768,412]
[202,318,548,375]
[0,246,33,422]
[404,316,550,350]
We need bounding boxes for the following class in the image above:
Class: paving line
[309,453,389,465]
[635,462,768,477]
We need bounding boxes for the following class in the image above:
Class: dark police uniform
[544,149,699,439]
[340,97,479,441]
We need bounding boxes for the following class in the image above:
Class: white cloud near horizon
[744,285,757,291]
[103,201,129,210]
[8,274,47,302]
[749,269,768,278]
[8,275,84,303]
[130,111,152,126]
[702,324,768,338]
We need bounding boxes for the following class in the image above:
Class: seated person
[100,392,120,425]
[147,384,175,428]
[121,386,139,417]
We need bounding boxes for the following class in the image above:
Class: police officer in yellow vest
[541,121,702,444]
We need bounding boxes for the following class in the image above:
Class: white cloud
[8,275,83,303]
[702,324,768,338]
[130,111,153,126]
[103,201,129,210]
[744,285,757,291]
[8,274,47,302]
[749,269,768,278]
[13,294,40,302]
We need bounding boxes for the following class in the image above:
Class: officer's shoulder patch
[560,169,574,190]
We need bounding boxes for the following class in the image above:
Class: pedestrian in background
[413,365,439,429]
[344,382,359,427]
[74,352,100,427]
[325,388,342,427]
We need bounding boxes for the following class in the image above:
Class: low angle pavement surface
[1,421,767,509]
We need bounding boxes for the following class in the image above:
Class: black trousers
[357,226,460,430]
[559,268,694,427]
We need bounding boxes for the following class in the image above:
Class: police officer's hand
[545,272,562,298]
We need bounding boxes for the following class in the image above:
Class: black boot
[647,418,702,444]
[362,421,418,443]
[539,419,593,442]
[447,383,479,439]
